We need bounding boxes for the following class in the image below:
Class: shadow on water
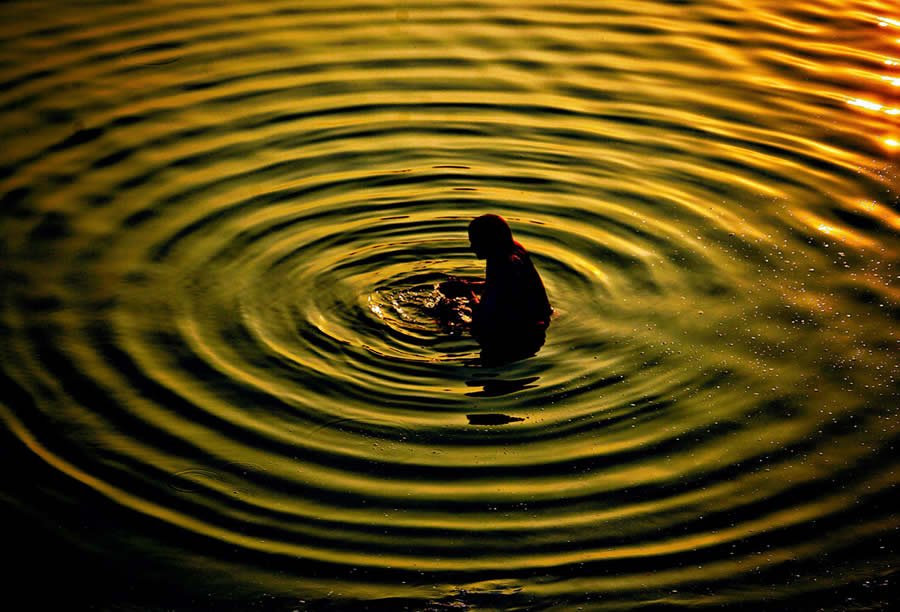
[464,376,540,397]
[466,413,526,425]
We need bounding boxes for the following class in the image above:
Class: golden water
[1,0,898,609]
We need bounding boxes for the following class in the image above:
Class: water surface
[1,0,898,609]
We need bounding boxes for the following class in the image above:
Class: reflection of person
[439,214,551,360]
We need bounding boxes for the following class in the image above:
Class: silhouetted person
[439,214,551,362]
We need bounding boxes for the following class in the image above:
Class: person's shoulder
[511,243,538,268]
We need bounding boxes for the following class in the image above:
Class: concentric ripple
[2,0,898,609]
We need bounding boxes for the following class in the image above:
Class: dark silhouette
[466,413,526,425]
[464,376,540,397]
[438,214,551,363]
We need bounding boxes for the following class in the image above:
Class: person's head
[468,214,514,259]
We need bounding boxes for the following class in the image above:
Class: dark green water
[1,0,898,609]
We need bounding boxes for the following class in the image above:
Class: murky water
[2,0,898,609]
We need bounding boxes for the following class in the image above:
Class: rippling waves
[2,0,898,609]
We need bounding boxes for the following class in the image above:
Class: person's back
[474,239,551,337]
[463,214,551,342]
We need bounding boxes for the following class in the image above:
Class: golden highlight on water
[1,0,898,610]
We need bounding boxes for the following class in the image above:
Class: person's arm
[439,276,485,299]
[466,279,486,296]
